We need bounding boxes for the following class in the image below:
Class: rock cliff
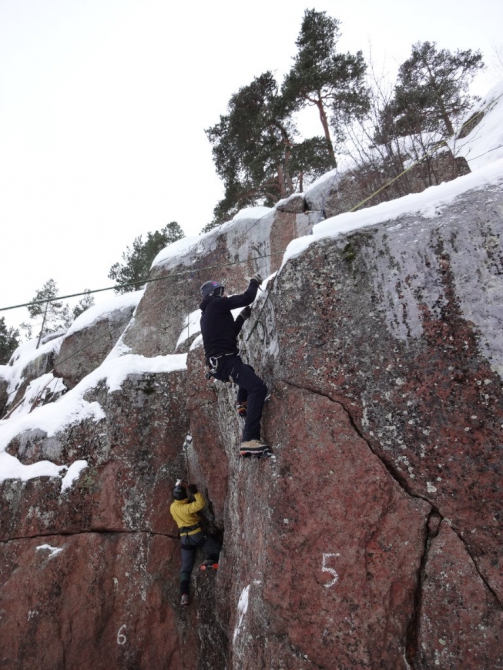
[1,153,503,667]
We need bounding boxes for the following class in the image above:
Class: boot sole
[240,447,272,458]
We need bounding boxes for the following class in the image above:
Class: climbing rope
[0,251,286,314]
[2,88,501,372]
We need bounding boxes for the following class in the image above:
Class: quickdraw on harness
[205,352,236,380]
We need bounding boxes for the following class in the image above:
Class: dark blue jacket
[199,280,259,360]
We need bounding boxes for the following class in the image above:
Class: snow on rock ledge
[122,206,318,357]
[53,290,143,389]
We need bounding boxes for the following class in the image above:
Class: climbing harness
[205,352,236,379]
[179,523,202,536]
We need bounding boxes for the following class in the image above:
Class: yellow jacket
[170,491,206,536]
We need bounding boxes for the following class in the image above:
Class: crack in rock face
[1,183,503,669]
[260,187,503,610]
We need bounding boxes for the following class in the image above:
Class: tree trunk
[276,164,288,199]
[36,301,49,350]
[315,98,337,166]
[283,147,294,196]
[421,58,455,136]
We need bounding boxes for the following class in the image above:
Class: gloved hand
[188,484,198,494]
[240,306,252,320]
[250,273,263,285]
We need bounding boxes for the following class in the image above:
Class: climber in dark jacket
[170,480,221,607]
[199,276,271,458]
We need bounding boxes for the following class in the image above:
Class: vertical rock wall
[1,183,502,668]
[121,209,319,357]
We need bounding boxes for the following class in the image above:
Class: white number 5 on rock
[322,553,340,588]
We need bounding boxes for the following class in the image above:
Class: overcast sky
[1,0,501,330]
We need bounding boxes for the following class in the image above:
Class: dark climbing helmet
[172,485,187,500]
[200,280,224,299]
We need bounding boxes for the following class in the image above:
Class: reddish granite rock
[0,532,197,670]
[185,346,229,526]
[54,298,138,389]
[416,522,503,669]
[1,369,189,541]
[219,383,430,669]
[261,185,503,610]
[1,180,503,669]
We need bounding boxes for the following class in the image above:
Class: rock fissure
[2,171,503,667]
[1,528,180,544]
[405,510,441,667]
[288,642,325,669]
[453,532,503,611]
[277,377,434,507]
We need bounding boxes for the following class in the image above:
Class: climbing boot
[240,439,271,458]
[236,401,247,418]
[180,594,189,607]
[200,559,219,571]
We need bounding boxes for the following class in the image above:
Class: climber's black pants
[179,532,221,595]
[217,355,267,442]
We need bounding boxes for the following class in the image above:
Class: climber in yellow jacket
[170,479,221,607]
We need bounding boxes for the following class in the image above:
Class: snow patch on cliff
[0,352,187,484]
[65,290,143,337]
[61,460,88,492]
[6,372,66,420]
[1,335,64,406]
[283,157,503,266]
[151,235,201,268]
[453,80,503,170]
[233,584,250,643]
[176,310,201,350]
[232,206,272,221]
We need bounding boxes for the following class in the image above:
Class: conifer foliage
[0,317,19,365]
[205,72,297,224]
[205,12,484,230]
[21,279,95,342]
[205,9,367,228]
[108,222,185,293]
[381,41,484,139]
[282,9,369,163]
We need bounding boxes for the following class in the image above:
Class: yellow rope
[348,90,503,213]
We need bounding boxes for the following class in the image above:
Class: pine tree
[282,9,369,164]
[72,290,95,320]
[384,41,484,138]
[205,71,335,228]
[206,72,296,225]
[0,317,19,364]
[26,279,73,337]
[108,222,184,293]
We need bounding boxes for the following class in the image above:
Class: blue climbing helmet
[200,280,224,299]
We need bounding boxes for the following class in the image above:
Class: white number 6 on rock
[117,624,127,645]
